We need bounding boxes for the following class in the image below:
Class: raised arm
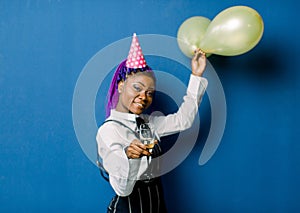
[149,50,208,137]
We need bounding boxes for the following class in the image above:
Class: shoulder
[97,120,120,135]
[96,120,121,140]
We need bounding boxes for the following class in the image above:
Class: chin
[131,110,143,115]
[129,108,144,115]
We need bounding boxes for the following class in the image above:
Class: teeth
[135,103,143,107]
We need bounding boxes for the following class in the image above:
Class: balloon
[177,16,211,58]
[199,6,264,56]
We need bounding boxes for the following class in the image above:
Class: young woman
[96,33,208,213]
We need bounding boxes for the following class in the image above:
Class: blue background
[1,0,299,212]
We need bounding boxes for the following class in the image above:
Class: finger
[129,144,143,154]
[128,153,141,159]
[193,49,200,57]
[131,143,151,156]
[194,51,203,61]
[130,139,151,155]
[127,147,143,158]
[132,154,141,159]
[193,48,200,54]
[143,149,151,156]
[195,48,206,58]
[133,144,151,156]
[134,141,148,149]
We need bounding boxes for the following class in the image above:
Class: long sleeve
[96,123,141,196]
[149,75,208,137]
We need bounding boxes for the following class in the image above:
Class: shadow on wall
[208,40,286,82]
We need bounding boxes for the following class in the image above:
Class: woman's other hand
[125,139,151,159]
[191,49,207,77]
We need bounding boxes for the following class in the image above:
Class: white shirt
[96,74,208,196]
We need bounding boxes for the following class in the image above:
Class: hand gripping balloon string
[194,48,206,56]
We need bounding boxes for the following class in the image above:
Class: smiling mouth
[134,102,145,108]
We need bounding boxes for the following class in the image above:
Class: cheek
[147,97,153,105]
[122,90,137,102]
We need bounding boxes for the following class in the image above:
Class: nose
[139,91,147,100]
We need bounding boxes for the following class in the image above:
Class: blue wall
[1,0,299,212]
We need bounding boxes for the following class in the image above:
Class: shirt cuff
[187,74,208,98]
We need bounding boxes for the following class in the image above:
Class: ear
[118,81,124,93]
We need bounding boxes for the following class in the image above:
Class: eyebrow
[134,81,155,90]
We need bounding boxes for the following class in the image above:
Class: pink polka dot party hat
[126,33,147,69]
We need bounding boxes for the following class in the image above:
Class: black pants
[107,178,167,213]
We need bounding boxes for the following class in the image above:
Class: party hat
[126,33,147,69]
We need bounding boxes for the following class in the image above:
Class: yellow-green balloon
[200,6,264,56]
[177,16,211,58]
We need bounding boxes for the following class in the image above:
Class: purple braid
[105,59,153,118]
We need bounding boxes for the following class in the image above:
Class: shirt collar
[109,109,138,122]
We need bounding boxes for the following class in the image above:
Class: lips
[134,102,145,109]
